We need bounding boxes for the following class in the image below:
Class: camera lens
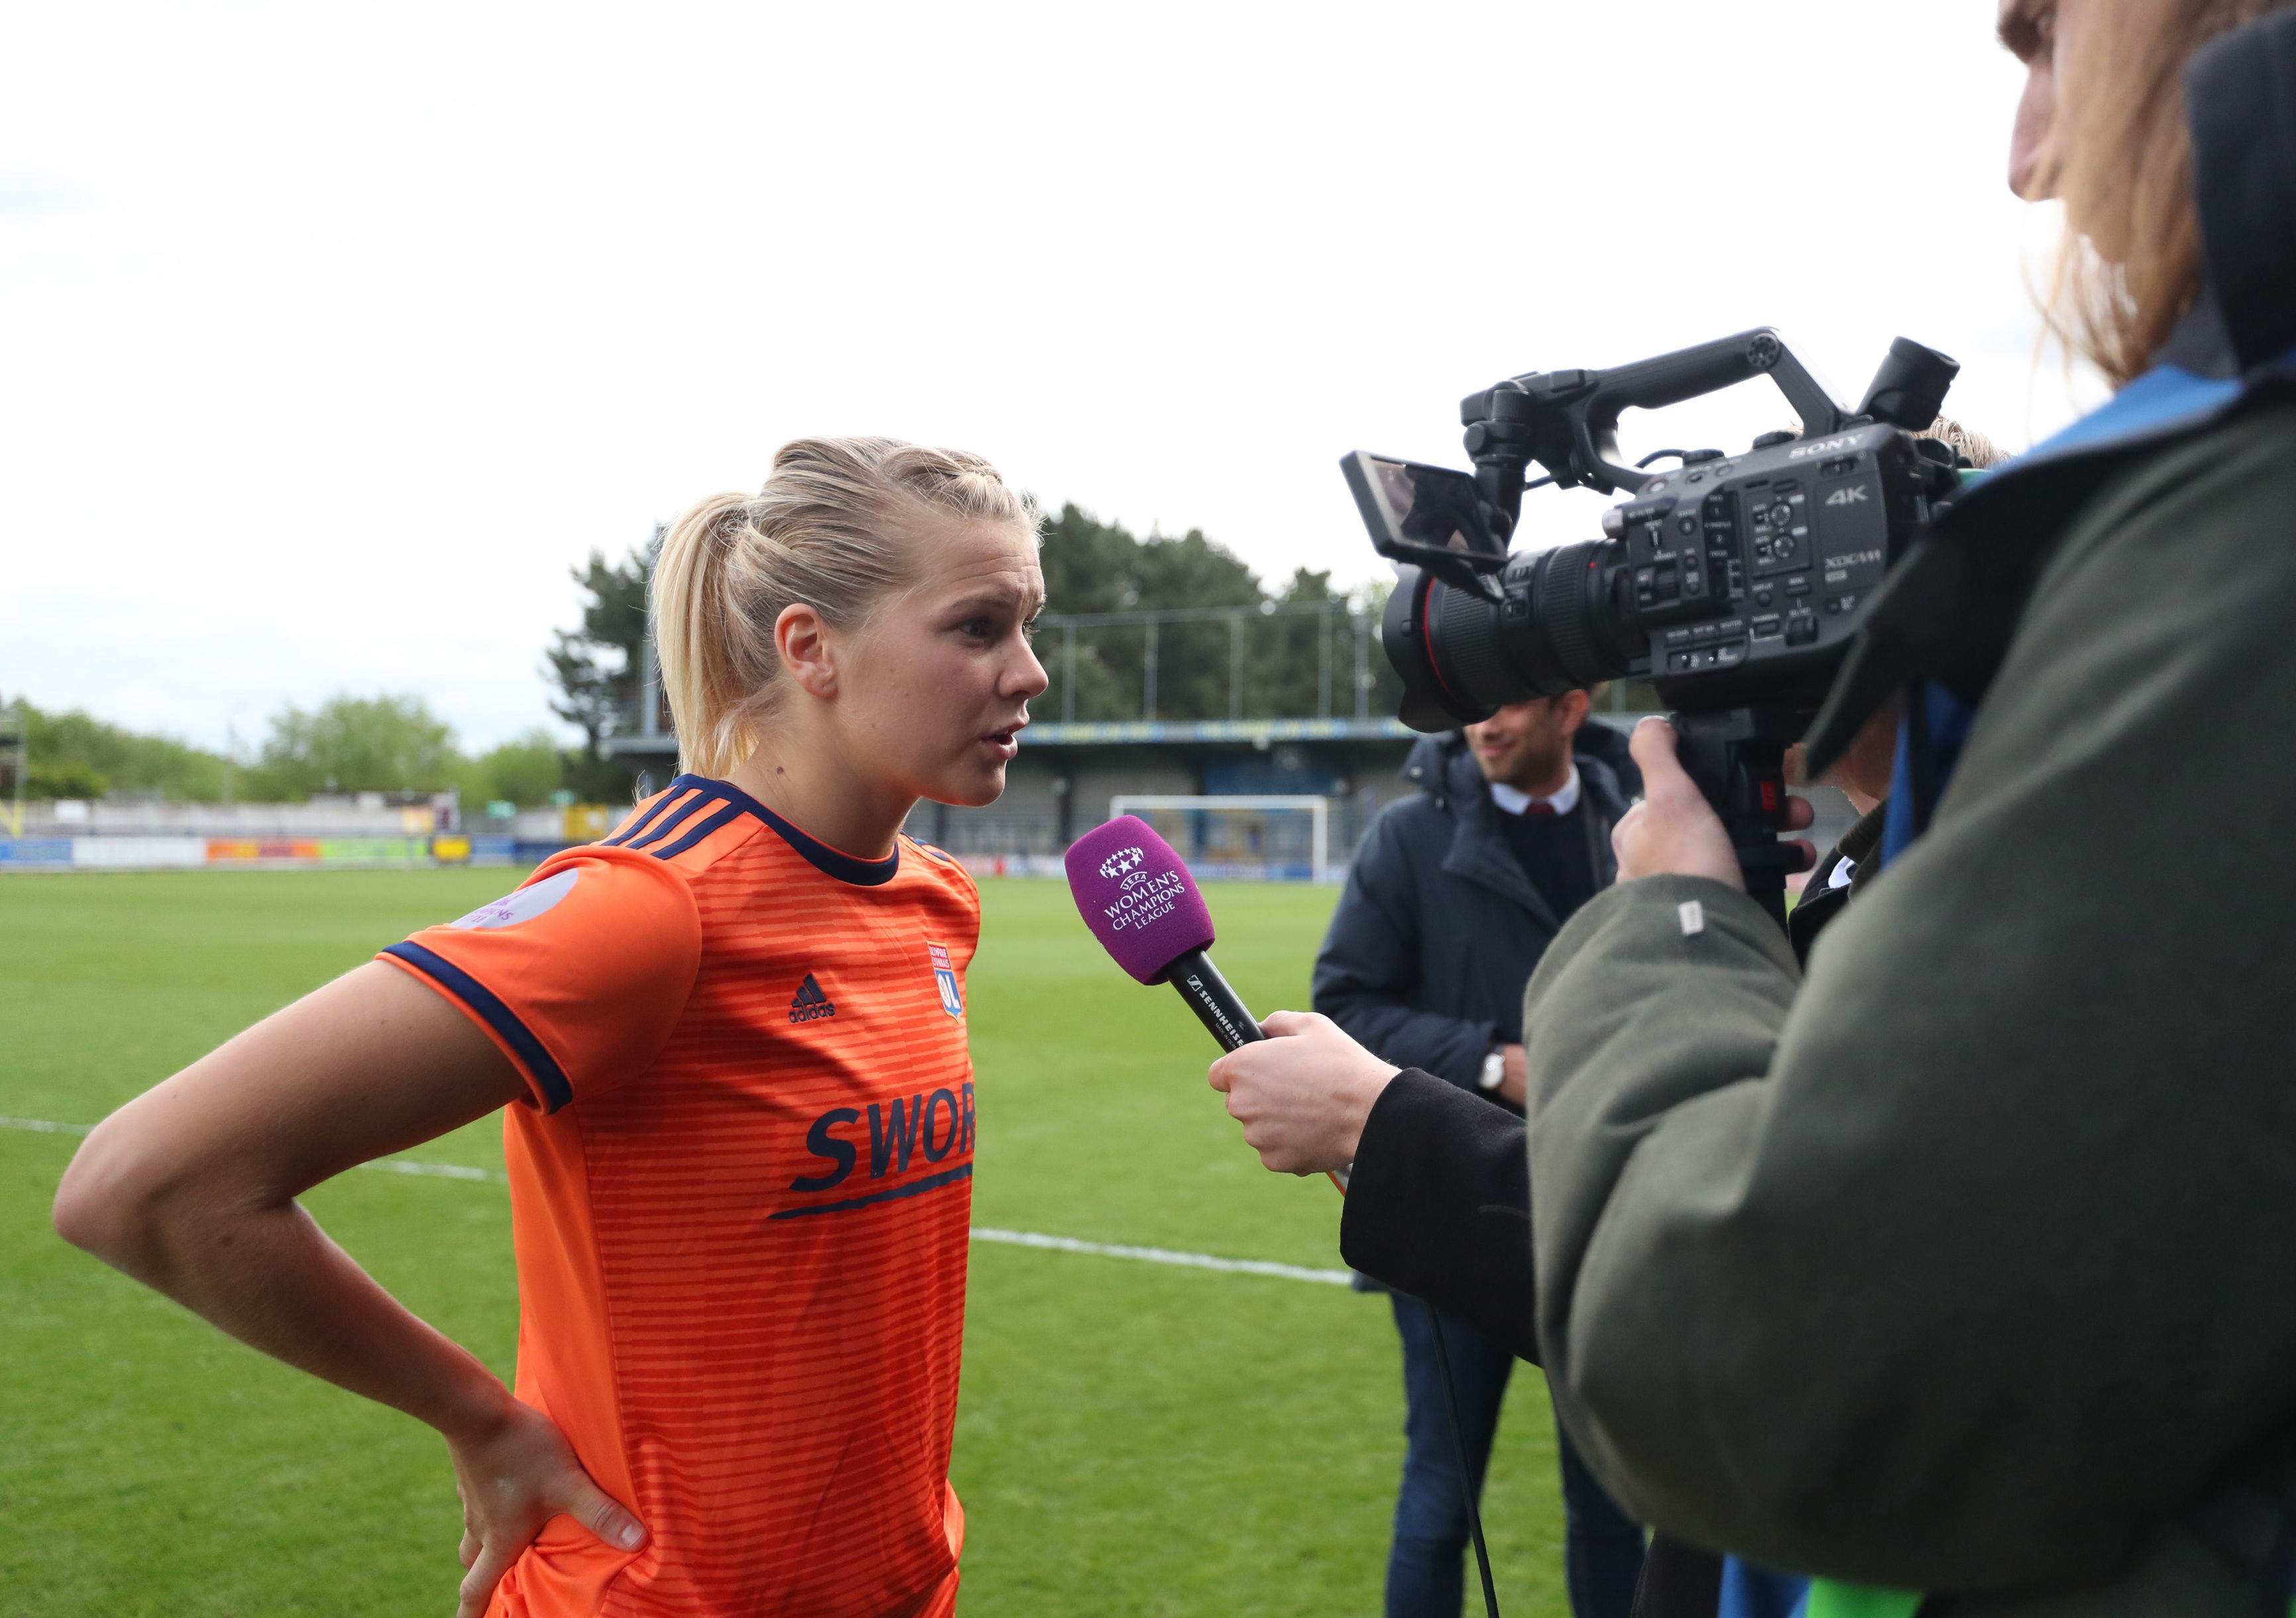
[1379,540,1638,730]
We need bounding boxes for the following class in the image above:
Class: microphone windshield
[1063,815,1217,984]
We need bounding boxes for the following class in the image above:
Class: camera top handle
[1463,329,1856,533]
[1461,329,1959,535]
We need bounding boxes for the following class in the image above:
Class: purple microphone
[1064,815,1265,1053]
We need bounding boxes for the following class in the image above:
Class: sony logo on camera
[1788,431,1868,461]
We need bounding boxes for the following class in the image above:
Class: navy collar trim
[663,774,900,886]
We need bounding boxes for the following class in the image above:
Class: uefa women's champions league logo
[1096,854,1186,931]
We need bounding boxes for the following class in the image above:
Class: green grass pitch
[0,870,1576,1615]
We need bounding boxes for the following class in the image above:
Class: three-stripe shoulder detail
[628,776,898,885]
[601,785,757,868]
[605,787,706,851]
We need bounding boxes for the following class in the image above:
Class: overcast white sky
[1,1,2100,755]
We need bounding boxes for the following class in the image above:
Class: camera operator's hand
[1207,1011,1399,1175]
[1615,717,1814,887]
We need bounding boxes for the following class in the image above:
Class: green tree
[28,758,110,799]
[11,703,231,801]
[549,538,654,802]
[249,695,458,798]
[1349,576,1405,721]
[1036,504,1201,614]
[1036,505,1263,722]
[1033,507,1398,723]
[475,730,568,807]
[1242,568,1343,720]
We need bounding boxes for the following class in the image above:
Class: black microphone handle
[1169,947,1351,1192]
[1164,949,1263,1052]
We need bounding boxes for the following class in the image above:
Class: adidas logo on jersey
[788,973,836,1023]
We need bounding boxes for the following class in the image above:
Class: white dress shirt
[1489,763,1581,817]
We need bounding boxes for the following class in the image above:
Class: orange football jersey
[377,776,980,1617]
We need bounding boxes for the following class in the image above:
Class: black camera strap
[1421,1300,1503,1618]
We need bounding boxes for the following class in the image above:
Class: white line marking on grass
[968,1226,1351,1285]
[1,1116,91,1135]
[363,1157,506,1183]
[3,1114,507,1184]
[5,1116,1344,1284]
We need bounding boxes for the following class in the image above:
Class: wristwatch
[1478,1048,1507,1092]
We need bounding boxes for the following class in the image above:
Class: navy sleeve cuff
[382,942,573,1112]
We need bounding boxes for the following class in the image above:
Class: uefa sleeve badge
[447,868,581,931]
[927,943,963,1019]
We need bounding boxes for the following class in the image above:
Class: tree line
[1034,504,1399,724]
[9,504,1389,806]
[5,697,567,809]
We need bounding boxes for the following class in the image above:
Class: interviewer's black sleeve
[1338,1067,1538,1362]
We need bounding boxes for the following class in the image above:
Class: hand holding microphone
[1208,1010,1397,1177]
[1064,818,1397,1179]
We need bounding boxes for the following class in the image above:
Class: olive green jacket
[1521,399,2296,1615]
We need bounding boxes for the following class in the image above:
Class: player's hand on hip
[1207,1010,1398,1175]
[1613,716,1813,887]
[447,1396,646,1618]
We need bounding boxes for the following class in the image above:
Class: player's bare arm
[52,962,646,1618]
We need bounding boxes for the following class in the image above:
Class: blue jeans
[1386,1295,1646,1618]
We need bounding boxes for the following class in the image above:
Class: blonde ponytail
[652,437,1039,779]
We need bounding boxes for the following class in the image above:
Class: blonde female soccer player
[54,438,1048,1617]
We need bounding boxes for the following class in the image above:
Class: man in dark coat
[1313,694,1644,1618]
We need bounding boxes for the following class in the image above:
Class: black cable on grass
[1422,1299,1501,1618]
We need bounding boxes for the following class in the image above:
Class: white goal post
[1106,794,1333,884]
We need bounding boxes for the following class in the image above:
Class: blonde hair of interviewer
[2032,0,2295,386]
[652,437,1039,780]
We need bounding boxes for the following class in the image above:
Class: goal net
[1107,795,1334,884]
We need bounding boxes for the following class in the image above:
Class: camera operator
[1316,695,1644,1618]
[1211,1,2296,1611]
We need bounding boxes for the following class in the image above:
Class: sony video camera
[1341,329,1965,915]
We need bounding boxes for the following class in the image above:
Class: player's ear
[774,603,838,700]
